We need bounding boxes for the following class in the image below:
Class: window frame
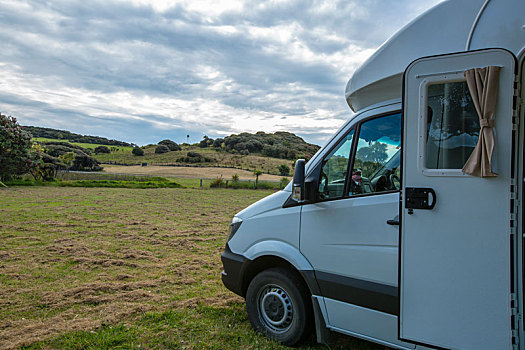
[316,127,357,202]
[313,110,402,204]
[347,112,402,199]
[417,73,473,177]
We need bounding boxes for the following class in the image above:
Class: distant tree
[34,153,63,180]
[132,147,144,156]
[94,145,110,154]
[212,138,224,148]
[0,114,35,182]
[278,164,290,176]
[58,152,75,172]
[155,145,170,154]
[253,169,263,185]
[158,139,181,151]
[72,154,102,171]
[199,136,214,148]
[356,142,388,164]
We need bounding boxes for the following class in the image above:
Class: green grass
[0,187,380,349]
[10,172,289,190]
[5,178,183,189]
[34,137,133,152]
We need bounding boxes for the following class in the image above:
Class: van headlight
[227,216,243,241]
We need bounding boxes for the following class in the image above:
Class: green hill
[26,128,320,176]
[24,126,133,147]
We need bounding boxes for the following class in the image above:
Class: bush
[132,147,144,156]
[72,154,102,171]
[209,176,225,188]
[94,145,110,154]
[280,177,290,188]
[158,139,181,151]
[155,145,170,154]
[0,114,35,181]
[278,164,290,176]
[176,151,213,163]
[45,144,87,157]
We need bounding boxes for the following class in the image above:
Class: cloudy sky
[0,0,442,146]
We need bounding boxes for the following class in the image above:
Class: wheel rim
[257,284,293,333]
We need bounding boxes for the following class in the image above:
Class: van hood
[235,190,291,220]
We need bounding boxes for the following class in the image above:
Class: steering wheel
[389,174,400,190]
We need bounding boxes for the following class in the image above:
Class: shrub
[199,136,214,148]
[44,144,86,157]
[72,154,102,171]
[278,164,290,176]
[158,139,181,151]
[94,145,110,154]
[212,138,224,148]
[176,151,213,163]
[280,177,290,188]
[155,145,170,154]
[0,114,36,181]
[132,147,144,156]
[231,173,239,182]
[209,176,225,188]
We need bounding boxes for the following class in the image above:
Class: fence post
[253,182,256,190]
[200,179,203,188]
[226,180,229,187]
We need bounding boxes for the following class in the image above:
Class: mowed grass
[0,187,380,350]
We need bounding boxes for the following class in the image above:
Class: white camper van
[221,0,525,348]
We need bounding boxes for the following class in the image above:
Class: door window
[318,130,354,200]
[349,113,401,196]
[426,81,479,169]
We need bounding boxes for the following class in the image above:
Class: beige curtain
[462,66,501,177]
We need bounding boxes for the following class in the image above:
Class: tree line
[1,115,103,183]
[196,131,320,161]
[23,126,133,147]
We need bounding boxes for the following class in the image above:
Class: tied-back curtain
[462,66,501,177]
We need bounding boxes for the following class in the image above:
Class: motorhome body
[221,0,525,348]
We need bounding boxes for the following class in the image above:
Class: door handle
[387,219,400,226]
[405,187,436,210]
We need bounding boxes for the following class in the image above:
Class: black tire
[246,268,312,346]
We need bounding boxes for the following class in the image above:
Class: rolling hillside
[26,127,320,176]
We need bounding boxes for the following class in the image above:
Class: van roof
[345,0,524,113]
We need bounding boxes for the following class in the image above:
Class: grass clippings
[1,187,380,350]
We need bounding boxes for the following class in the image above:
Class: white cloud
[0,0,444,145]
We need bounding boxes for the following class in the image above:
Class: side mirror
[292,159,305,202]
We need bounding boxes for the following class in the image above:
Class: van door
[301,111,408,346]
[400,49,517,349]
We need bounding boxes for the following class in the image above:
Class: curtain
[462,66,501,177]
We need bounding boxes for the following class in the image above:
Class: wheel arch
[240,241,321,298]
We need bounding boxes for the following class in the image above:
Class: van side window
[349,113,401,196]
[318,129,354,200]
[426,81,479,169]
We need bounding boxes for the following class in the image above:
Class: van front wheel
[246,268,311,346]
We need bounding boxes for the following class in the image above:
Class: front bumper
[221,243,247,297]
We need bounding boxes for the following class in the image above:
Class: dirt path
[102,165,288,181]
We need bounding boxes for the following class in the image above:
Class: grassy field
[0,186,380,350]
[33,137,296,175]
[33,138,133,152]
[102,165,289,182]
[97,147,294,176]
